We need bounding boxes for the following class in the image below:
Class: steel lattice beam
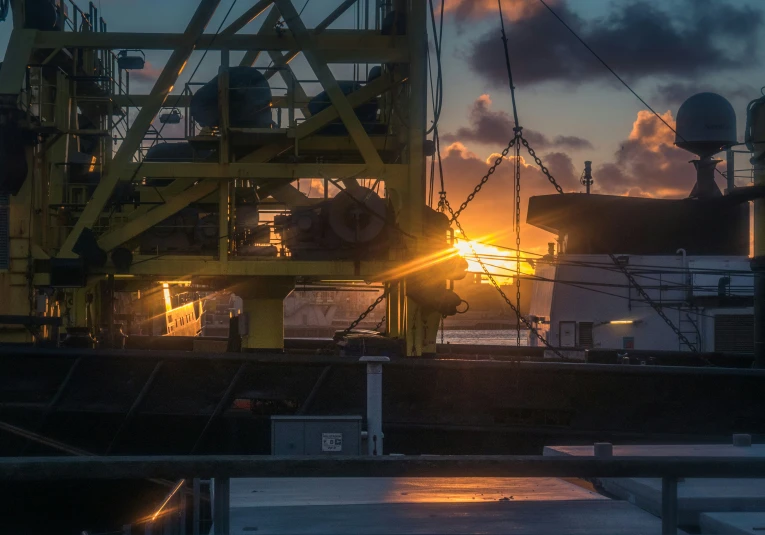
[275,0,383,169]
[58,0,223,257]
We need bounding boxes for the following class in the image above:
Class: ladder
[678,305,702,352]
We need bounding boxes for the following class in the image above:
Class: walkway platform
[227,477,677,534]
[544,443,765,529]
[700,512,765,534]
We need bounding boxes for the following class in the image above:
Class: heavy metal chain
[515,137,522,347]
[607,253,699,353]
[448,137,516,222]
[448,213,568,360]
[520,136,565,194]
[338,291,387,339]
[373,315,387,332]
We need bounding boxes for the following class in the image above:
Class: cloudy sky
[1,0,762,253]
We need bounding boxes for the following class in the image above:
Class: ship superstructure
[527,93,757,355]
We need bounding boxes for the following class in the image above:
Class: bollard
[360,356,389,456]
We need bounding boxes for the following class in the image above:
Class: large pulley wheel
[328,186,386,243]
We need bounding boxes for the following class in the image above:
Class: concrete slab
[544,443,765,527]
[226,477,678,534]
[544,444,765,458]
[700,512,765,534]
[230,499,676,534]
[230,477,604,507]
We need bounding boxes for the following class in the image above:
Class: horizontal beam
[124,257,396,278]
[123,163,407,180]
[33,31,408,62]
[97,180,220,252]
[112,94,310,108]
[1,455,764,481]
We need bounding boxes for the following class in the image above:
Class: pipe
[360,356,388,455]
[727,148,735,194]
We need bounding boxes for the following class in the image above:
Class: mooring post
[360,356,389,455]
[661,476,678,535]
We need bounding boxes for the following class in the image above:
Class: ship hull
[1,348,763,456]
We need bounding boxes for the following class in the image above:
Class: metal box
[271,415,362,455]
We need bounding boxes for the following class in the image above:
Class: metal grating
[0,193,8,270]
[578,322,594,348]
[714,314,754,353]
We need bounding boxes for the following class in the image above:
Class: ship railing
[56,0,131,104]
[2,454,764,535]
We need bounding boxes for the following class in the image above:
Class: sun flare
[453,239,534,282]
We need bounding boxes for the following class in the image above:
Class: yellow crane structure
[0,0,465,354]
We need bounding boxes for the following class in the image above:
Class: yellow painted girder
[120,162,408,181]
[275,0,382,169]
[58,0,222,258]
[125,257,397,279]
[32,31,409,63]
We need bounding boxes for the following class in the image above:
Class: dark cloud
[466,0,761,87]
[653,82,758,107]
[441,108,731,252]
[442,95,593,150]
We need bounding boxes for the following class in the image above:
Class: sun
[453,239,533,281]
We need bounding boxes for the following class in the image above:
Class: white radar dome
[675,92,737,158]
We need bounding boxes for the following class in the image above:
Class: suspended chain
[607,254,699,353]
[520,136,565,194]
[515,134,522,346]
[448,137,516,222]
[445,210,569,360]
[373,315,387,332]
[338,291,387,339]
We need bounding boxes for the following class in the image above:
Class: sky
[2,0,763,255]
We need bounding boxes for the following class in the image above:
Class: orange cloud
[444,0,549,21]
[128,60,164,84]
[627,110,676,152]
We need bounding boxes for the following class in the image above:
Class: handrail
[2,453,763,534]
[1,454,764,481]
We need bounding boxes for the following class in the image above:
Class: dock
[544,441,765,533]
[227,476,673,534]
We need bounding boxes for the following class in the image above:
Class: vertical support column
[403,0,427,236]
[749,100,765,369]
[726,148,735,194]
[661,476,678,535]
[213,477,230,535]
[178,481,187,535]
[243,297,284,350]
[105,274,115,347]
[422,310,441,356]
[218,51,231,264]
[236,277,294,350]
[403,0,428,357]
[360,356,389,455]
[386,281,400,337]
[192,478,201,535]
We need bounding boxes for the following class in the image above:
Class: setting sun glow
[453,239,534,282]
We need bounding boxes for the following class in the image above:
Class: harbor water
[437,329,530,346]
